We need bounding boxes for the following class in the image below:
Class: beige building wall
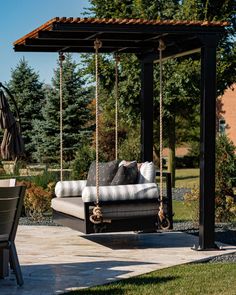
[221,84,236,145]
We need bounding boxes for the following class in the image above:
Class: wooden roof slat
[65,17,73,23]
[56,17,230,27]
[14,17,229,56]
[71,18,77,23]
[14,17,229,46]
[14,17,57,45]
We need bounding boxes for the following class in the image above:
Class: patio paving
[0,225,236,295]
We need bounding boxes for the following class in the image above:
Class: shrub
[175,155,199,168]
[184,134,236,223]
[118,129,141,162]
[71,144,95,179]
[215,134,236,222]
[18,180,53,221]
[183,186,199,224]
[30,171,58,189]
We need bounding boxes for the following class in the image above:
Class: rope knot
[158,203,170,230]
[59,52,65,62]
[158,39,166,51]
[115,53,120,63]
[94,38,102,50]
[89,205,103,224]
[158,207,165,222]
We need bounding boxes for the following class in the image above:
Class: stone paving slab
[0,225,235,295]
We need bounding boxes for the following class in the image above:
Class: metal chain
[59,52,65,181]
[158,39,166,221]
[114,54,120,161]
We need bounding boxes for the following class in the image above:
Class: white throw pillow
[138,162,156,184]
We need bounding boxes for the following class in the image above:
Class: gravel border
[208,253,236,263]
[171,187,191,201]
[19,216,60,226]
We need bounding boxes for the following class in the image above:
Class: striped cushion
[0,179,16,187]
[82,183,158,202]
[138,162,156,184]
[55,180,87,198]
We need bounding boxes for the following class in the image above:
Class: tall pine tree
[7,58,45,161]
[32,54,93,164]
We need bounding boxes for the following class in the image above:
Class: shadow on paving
[182,228,236,246]
[215,229,236,245]
[0,260,158,294]
[81,232,196,250]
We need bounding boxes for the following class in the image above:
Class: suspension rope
[114,53,120,160]
[158,39,166,223]
[90,38,103,224]
[59,52,65,182]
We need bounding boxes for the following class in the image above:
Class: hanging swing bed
[52,39,171,234]
[13,18,227,246]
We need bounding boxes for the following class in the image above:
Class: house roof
[13,17,229,58]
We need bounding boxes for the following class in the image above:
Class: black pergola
[14,17,229,250]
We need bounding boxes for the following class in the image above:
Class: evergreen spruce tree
[7,58,45,161]
[33,54,93,164]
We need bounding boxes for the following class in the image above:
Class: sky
[0,0,90,85]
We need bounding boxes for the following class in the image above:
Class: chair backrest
[0,179,16,187]
[0,186,26,243]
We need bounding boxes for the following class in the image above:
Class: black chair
[0,186,26,286]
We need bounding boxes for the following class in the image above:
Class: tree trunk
[168,115,176,187]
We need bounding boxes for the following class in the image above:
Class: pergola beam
[53,22,225,35]
[24,38,162,49]
[38,31,154,42]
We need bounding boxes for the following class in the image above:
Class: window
[219,119,226,134]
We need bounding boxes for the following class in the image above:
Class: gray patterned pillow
[86,160,119,186]
[111,161,138,185]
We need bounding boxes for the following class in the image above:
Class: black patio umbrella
[0,83,24,160]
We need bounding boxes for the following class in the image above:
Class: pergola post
[140,60,154,162]
[198,35,219,250]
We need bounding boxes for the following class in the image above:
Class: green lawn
[175,168,199,188]
[160,168,200,222]
[157,168,199,188]
[66,263,236,295]
[172,200,194,222]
